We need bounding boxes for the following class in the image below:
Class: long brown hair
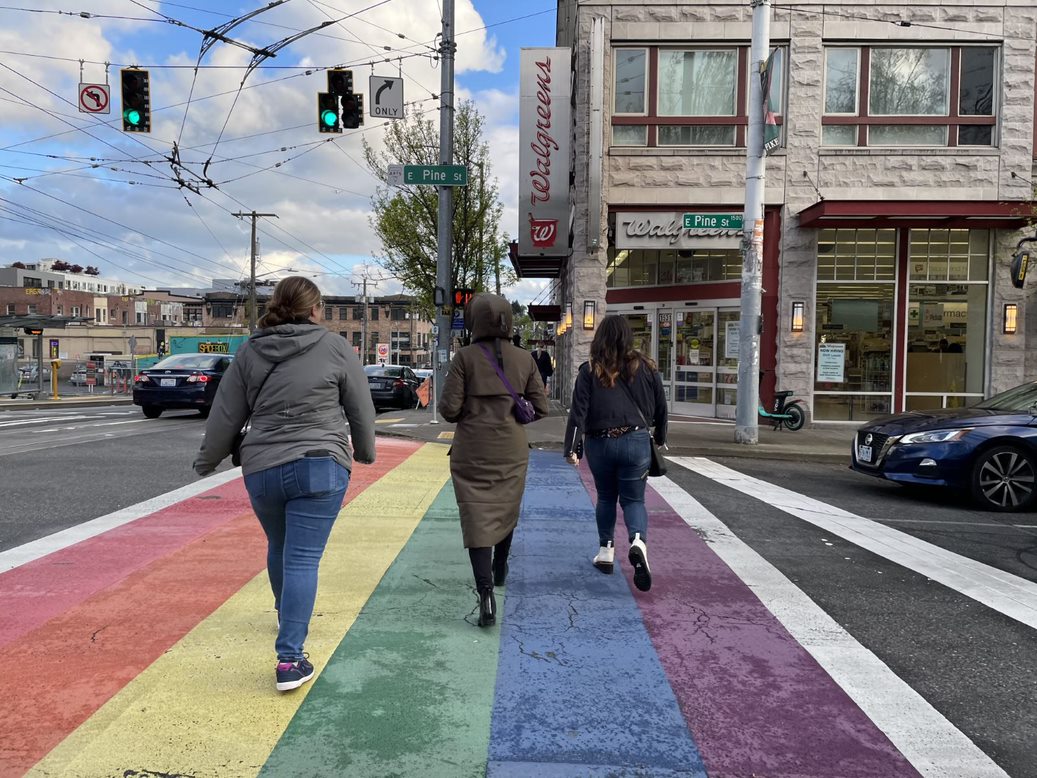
[590,314,655,387]
[258,276,322,328]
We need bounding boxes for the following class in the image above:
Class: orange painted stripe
[0,439,419,776]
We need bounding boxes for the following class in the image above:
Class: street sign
[451,309,465,330]
[683,213,743,230]
[376,342,390,361]
[78,83,110,114]
[403,165,468,186]
[387,163,403,186]
[369,75,404,119]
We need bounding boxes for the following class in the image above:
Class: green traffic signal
[317,92,341,134]
[124,108,142,127]
[321,109,338,128]
[120,68,151,133]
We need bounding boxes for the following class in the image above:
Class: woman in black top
[564,315,667,591]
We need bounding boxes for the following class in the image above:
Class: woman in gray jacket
[193,276,376,692]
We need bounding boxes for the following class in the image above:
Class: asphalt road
[1,406,1035,775]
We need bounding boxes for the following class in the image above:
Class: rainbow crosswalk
[0,440,956,776]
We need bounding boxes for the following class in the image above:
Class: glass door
[673,309,716,416]
[716,309,739,419]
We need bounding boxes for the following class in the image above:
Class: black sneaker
[628,534,652,592]
[275,657,314,692]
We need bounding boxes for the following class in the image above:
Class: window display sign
[817,343,846,382]
[725,321,740,359]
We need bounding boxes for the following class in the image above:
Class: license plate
[160,378,176,387]
[857,444,873,463]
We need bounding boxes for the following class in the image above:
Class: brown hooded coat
[439,294,550,548]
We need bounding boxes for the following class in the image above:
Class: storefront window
[607,247,740,288]
[905,229,988,410]
[813,229,896,421]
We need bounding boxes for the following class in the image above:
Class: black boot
[478,588,496,627]
[492,555,508,587]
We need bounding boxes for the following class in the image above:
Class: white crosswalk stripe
[652,475,1008,778]
[673,456,1037,631]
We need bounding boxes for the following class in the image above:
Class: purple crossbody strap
[477,342,523,404]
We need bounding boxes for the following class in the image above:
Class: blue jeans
[244,456,350,662]
[584,429,651,547]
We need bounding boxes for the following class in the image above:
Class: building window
[27,304,37,314]
[72,306,81,317]
[324,304,333,321]
[370,307,379,321]
[24,276,42,288]
[352,306,363,320]
[607,247,741,288]
[338,306,348,320]
[352,331,362,347]
[822,46,998,147]
[390,306,408,321]
[5,304,14,315]
[211,303,234,319]
[612,45,785,148]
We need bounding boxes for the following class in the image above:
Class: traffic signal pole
[430,0,456,425]
[734,0,771,445]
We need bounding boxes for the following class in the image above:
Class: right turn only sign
[370,75,403,119]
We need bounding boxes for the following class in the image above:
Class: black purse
[617,372,667,477]
[231,356,279,467]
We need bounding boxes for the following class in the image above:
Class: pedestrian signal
[453,288,474,307]
[120,68,151,133]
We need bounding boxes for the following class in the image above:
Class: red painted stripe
[0,439,419,776]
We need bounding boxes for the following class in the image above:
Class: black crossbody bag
[616,372,667,477]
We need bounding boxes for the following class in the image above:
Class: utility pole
[734,0,771,445]
[431,0,456,424]
[232,211,277,333]
[352,269,385,366]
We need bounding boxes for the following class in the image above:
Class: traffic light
[120,68,150,133]
[341,93,363,129]
[328,68,363,129]
[317,92,341,133]
[453,288,474,308]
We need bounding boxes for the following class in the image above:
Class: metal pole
[431,0,456,425]
[734,0,771,445]
[361,278,368,365]
[232,211,277,334]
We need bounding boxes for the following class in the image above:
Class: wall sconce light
[790,301,805,333]
[1003,303,1018,335]
[583,300,596,330]
[565,301,573,329]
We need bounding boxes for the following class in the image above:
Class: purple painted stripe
[627,486,921,778]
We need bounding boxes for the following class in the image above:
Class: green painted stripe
[262,480,501,777]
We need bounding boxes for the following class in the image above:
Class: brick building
[524,0,1037,422]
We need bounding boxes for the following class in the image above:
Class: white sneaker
[629,533,652,592]
[592,541,615,574]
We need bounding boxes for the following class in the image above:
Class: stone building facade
[542,0,1037,422]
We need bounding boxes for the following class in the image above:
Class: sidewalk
[376,401,857,464]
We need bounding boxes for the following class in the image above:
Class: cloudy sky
[0,0,554,304]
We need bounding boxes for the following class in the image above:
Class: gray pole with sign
[734,0,771,445]
[431,0,456,423]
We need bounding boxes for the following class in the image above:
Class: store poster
[817,343,846,382]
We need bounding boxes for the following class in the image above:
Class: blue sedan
[850,382,1037,511]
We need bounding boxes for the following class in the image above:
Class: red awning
[509,241,566,278]
[798,200,1034,229]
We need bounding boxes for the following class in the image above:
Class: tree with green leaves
[362,100,515,319]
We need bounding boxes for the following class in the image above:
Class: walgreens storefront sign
[518,47,571,257]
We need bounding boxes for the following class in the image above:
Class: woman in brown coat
[440,293,550,626]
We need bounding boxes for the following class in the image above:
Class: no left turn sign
[79,83,110,114]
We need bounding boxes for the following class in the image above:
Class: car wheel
[783,405,805,431]
[970,445,1037,512]
[198,407,210,418]
[142,405,163,419]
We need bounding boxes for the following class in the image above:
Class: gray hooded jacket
[193,322,376,476]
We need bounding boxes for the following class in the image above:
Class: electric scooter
[758,390,805,431]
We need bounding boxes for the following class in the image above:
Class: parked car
[69,364,88,385]
[16,362,50,382]
[414,368,433,381]
[850,381,1037,512]
[132,353,234,418]
[365,364,422,410]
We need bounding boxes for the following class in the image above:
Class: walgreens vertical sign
[518,47,571,257]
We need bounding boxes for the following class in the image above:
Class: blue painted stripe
[487,451,706,777]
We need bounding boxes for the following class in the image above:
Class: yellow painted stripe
[375,417,405,424]
[437,431,454,440]
[29,444,449,778]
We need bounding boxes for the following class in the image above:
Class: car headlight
[898,428,973,444]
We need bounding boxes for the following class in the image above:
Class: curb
[0,396,135,411]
